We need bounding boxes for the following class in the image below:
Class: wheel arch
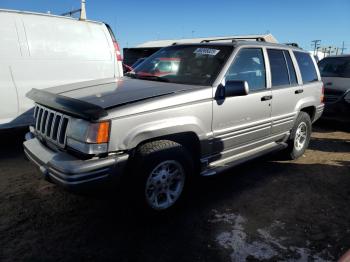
[131,131,202,172]
[300,106,316,122]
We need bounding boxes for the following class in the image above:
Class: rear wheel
[285,112,312,159]
[129,140,193,212]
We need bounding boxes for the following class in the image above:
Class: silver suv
[24,39,324,211]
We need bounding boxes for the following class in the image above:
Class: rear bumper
[313,104,325,123]
[24,135,129,189]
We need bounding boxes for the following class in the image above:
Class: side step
[200,142,287,176]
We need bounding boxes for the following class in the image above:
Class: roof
[0,8,103,25]
[136,34,278,48]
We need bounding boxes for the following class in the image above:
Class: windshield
[318,57,350,78]
[128,45,233,85]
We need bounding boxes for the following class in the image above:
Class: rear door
[212,47,272,156]
[268,49,300,134]
[0,12,19,125]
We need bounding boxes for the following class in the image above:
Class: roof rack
[200,37,266,43]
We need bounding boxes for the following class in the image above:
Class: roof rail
[200,37,266,43]
[284,43,300,48]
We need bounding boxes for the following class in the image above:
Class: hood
[45,77,201,109]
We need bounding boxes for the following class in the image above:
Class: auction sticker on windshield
[194,48,220,56]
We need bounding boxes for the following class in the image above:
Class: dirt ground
[0,121,349,262]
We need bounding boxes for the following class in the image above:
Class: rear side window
[284,51,298,85]
[225,48,266,91]
[318,57,350,78]
[267,49,290,86]
[294,51,318,83]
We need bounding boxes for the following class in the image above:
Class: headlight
[66,119,110,155]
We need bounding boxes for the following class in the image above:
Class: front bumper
[24,135,129,189]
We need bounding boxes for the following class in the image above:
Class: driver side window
[225,48,266,91]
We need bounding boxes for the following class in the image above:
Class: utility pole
[328,46,332,56]
[311,40,321,56]
[340,41,347,54]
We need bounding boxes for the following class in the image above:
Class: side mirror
[223,80,249,97]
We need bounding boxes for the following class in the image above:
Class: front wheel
[130,140,193,212]
[285,112,312,159]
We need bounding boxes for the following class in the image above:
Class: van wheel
[285,112,312,159]
[130,140,193,212]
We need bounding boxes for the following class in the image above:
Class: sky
[1,0,349,53]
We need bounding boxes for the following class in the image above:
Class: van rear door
[0,12,19,126]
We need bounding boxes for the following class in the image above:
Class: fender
[119,116,209,150]
[295,96,317,114]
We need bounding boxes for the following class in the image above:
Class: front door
[212,47,272,158]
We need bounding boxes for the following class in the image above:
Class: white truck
[0,9,123,129]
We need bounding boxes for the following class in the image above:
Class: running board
[200,142,287,176]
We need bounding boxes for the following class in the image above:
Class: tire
[128,140,193,212]
[285,112,312,160]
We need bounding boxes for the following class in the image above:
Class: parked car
[318,55,350,122]
[0,9,123,129]
[24,39,324,211]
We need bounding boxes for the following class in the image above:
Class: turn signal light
[86,121,110,144]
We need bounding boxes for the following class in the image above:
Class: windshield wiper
[125,71,136,78]
[136,75,170,82]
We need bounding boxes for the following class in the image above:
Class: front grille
[34,104,70,148]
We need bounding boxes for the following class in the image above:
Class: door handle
[295,89,304,94]
[326,82,332,86]
[261,95,272,101]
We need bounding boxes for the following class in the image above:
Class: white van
[0,9,123,129]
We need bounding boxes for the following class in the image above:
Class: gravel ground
[0,121,349,262]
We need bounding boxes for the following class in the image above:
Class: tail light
[113,40,122,61]
[321,84,325,103]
